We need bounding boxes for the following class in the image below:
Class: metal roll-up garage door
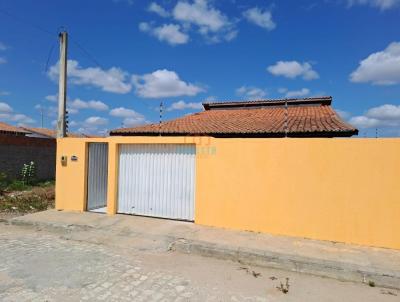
[117,144,196,221]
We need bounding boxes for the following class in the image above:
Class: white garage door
[118,144,196,221]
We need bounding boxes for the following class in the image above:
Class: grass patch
[0,195,50,213]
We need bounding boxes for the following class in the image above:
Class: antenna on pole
[57,31,68,138]
[159,101,163,136]
[284,100,288,137]
[40,108,44,128]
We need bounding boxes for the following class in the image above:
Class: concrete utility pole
[57,31,68,138]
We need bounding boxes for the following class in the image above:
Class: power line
[69,35,104,69]
[0,8,105,70]
[0,8,55,37]
[44,41,57,72]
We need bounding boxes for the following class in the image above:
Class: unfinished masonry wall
[56,137,400,249]
[0,135,56,180]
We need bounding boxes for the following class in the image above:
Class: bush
[21,161,36,185]
[6,180,32,191]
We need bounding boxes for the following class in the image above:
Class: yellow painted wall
[56,137,400,249]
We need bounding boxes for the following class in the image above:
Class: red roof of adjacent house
[0,122,30,135]
[110,96,358,137]
[21,127,90,138]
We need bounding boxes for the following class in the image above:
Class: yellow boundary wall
[56,137,400,249]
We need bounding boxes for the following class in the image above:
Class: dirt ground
[0,184,54,220]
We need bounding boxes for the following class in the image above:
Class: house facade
[55,97,400,250]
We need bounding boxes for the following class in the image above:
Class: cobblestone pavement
[0,224,399,302]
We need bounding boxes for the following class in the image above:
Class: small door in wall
[87,143,108,212]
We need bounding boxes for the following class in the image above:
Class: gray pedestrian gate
[87,143,108,212]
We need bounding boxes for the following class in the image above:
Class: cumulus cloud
[335,109,351,120]
[132,69,204,98]
[243,7,276,31]
[267,61,319,80]
[45,94,58,102]
[0,102,34,125]
[0,102,13,113]
[349,104,400,129]
[236,86,267,99]
[148,2,170,17]
[280,88,310,98]
[167,100,203,111]
[48,60,132,94]
[172,0,237,43]
[69,99,109,111]
[350,42,400,85]
[139,22,189,45]
[347,0,400,10]
[110,107,146,127]
[84,116,108,126]
[0,113,35,125]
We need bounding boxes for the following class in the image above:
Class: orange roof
[110,97,358,137]
[0,122,30,135]
[22,127,85,138]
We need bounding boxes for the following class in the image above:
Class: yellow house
[56,97,400,250]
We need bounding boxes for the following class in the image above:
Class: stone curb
[7,216,400,290]
[172,239,400,289]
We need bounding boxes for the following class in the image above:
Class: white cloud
[167,100,203,111]
[349,104,400,129]
[139,22,189,45]
[0,42,7,51]
[236,86,267,99]
[69,98,109,111]
[45,94,58,102]
[84,116,108,126]
[349,116,382,128]
[148,2,170,17]
[48,60,132,94]
[267,61,319,80]
[0,113,35,125]
[282,88,310,98]
[0,57,7,64]
[172,0,237,43]
[110,107,143,118]
[366,104,400,120]
[0,91,10,96]
[350,42,400,85]
[110,107,146,127]
[132,69,204,98]
[0,102,13,113]
[335,109,351,120]
[243,7,276,31]
[347,0,400,10]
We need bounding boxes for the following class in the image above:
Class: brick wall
[0,135,56,180]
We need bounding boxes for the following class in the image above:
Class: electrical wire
[0,7,55,37]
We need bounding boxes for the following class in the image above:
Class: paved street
[0,224,398,302]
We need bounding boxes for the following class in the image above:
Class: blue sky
[0,0,399,136]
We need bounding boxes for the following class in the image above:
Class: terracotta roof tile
[22,127,86,138]
[110,97,358,137]
[0,122,30,135]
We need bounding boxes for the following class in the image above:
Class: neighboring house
[0,121,31,137]
[110,96,358,137]
[0,122,56,180]
[21,127,90,139]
